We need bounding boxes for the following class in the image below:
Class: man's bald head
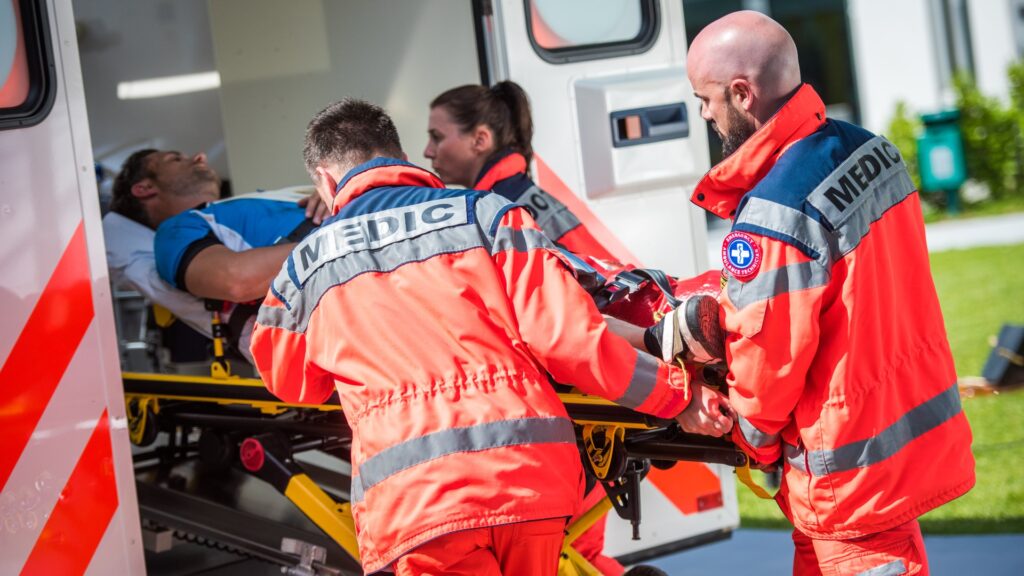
[688,11,801,124]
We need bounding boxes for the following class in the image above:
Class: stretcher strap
[734,461,776,499]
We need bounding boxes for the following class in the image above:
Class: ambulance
[1,1,741,574]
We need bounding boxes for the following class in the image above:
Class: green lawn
[923,195,1024,224]
[735,242,1024,534]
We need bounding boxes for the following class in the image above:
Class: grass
[735,242,1024,534]
[922,194,1024,223]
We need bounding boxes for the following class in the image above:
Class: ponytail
[488,81,534,165]
[431,80,534,166]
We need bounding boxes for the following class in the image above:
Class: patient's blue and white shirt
[154,188,313,291]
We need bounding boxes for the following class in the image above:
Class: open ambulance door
[0,0,145,573]
[479,0,739,562]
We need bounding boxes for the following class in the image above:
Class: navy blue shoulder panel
[737,120,876,228]
[490,173,534,202]
[331,186,482,222]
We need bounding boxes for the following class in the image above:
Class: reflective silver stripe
[727,259,831,310]
[784,443,807,473]
[808,136,904,226]
[616,353,661,410]
[514,185,581,241]
[475,192,516,240]
[351,416,576,503]
[491,226,555,256]
[290,197,469,285]
[350,476,362,503]
[736,197,837,266]
[258,223,487,333]
[737,414,779,448]
[856,560,907,576]
[788,383,961,477]
[807,136,916,261]
[833,166,915,258]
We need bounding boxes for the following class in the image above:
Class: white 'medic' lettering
[293,197,467,284]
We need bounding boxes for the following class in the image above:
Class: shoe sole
[682,295,725,363]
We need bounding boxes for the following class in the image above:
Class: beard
[168,166,221,199]
[718,100,757,158]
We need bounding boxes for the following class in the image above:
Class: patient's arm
[183,243,295,302]
[603,314,648,351]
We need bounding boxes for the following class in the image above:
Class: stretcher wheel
[198,429,238,471]
[127,398,158,447]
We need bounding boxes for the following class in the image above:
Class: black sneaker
[647,294,725,364]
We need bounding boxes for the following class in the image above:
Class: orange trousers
[393,518,566,576]
[792,519,928,575]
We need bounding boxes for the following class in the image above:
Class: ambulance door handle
[610,102,689,148]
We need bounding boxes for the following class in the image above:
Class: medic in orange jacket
[474,150,624,274]
[476,149,722,330]
[250,158,691,573]
[693,84,975,539]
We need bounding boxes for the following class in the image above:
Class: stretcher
[124,265,747,574]
[124,362,745,576]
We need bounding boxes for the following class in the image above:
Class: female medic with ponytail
[424,81,624,273]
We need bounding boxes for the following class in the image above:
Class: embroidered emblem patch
[722,231,762,280]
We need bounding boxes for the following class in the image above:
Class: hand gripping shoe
[643,294,725,364]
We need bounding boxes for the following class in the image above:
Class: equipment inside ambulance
[2,1,740,575]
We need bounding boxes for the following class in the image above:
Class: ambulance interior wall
[209,0,480,193]
[74,0,229,184]
[73,0,479,197]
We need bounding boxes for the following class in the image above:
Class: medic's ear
[314,166,338,201]
[728,79,755,111]
[472,124,495,156]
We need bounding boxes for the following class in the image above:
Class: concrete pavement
[706,211,1024,266]
[647,529,1024,575]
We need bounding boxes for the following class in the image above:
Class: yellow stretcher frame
[124,370,739,575]
[124,371,654,575]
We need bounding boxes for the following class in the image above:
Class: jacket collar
[691,84,827,219]
[473,150,527,191]
[333,157,445,214]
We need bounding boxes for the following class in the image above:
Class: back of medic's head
[431,80,534,166]
[110,148,158,226]
[303,98,404,180]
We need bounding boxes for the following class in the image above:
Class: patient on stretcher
[103,148,327,372]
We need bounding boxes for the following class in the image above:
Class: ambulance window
[526,0,659,63]
[0,0,55,130]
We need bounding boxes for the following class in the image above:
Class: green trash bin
[917,109,967,214]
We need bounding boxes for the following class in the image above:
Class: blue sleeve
[154,211,220,289]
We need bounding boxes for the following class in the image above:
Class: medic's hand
[298,193,331,225]
[675,382,733,437]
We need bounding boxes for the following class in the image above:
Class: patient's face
[149,151,220,200]
[424,106,485,188]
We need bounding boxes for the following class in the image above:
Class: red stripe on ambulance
[19,409,119,576]
[0,221,94,492]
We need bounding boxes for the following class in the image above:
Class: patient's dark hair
[430,80,533,166]
[303,99,403,179]
[110,148,157,226]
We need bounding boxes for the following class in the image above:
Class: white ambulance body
[1,0,737,573]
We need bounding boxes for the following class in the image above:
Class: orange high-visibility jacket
[693,85,975,539]
[250,159,690,573]
[474,151,624,272]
